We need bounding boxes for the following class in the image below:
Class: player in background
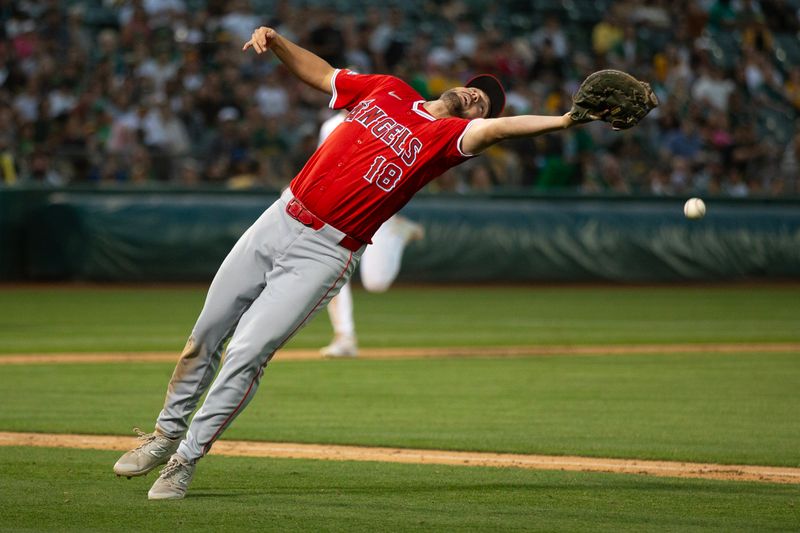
[318,109,425,358]
[112,25,616,500]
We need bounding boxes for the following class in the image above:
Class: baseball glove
[569,69,659,130]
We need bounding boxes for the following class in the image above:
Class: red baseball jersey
[289,69,476,243]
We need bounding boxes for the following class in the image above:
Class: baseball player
[112,26,641,500]
[318,109,425,358]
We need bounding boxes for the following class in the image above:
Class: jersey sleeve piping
[328,68,342,109]
[456,119,479,158]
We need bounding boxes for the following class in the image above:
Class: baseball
[683,198,706,219]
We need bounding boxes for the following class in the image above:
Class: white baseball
[683,197,706,219]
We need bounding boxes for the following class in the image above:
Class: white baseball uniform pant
[154,189,363,460]
[326,216,410,337]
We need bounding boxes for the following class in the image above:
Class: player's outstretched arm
[243,27,335,95]
[461,113,582,154]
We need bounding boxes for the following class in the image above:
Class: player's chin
[441,91,467,118]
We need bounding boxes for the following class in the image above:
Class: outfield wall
[3,187,800,282]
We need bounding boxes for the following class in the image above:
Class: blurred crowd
[1,0,799,196]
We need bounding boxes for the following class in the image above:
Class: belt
[285,198,364,252]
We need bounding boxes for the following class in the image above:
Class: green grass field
[0,284,798,531]
[1,284,799,352]
[1,354,799,466]
[1,447,798,532]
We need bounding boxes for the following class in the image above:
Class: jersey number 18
[362,156,403,192]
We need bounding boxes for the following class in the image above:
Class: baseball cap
[466,74,506,118]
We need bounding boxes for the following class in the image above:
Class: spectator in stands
[219,0,261,44]
[47,81,77,119]
[465,163,495,192]
[692,64,736,112]
[780,132,800,194]
[143,99,191,178]
[614,26,640,70]
[705,113,735,169]
[453,18,479,58]
[784,67,800,112]
[254,68,290,118]
[129,145,154,184]
[664,119,704,162]
[56,112,91,183]
[668,156,693,194]
[530,15,568,59]
[137,46,180,97]
[592,11,624,59]
[761,0,800,33]
[368,7,406,71]
[528,38,565,87]
[731,122,769,180]
[28,148,64,185]
[724,167,749,197]
[307,9,346,67]
[742,48,784,96]
[120,1,152,49]
[707,0,738,31]
[64,5,92,56]
[176,158,202,186]
[648,165,673,196]
[427,35,458,71]
[144,0,187,29]
[601,153,632,194]
[0,0,798,198]
[12,75,39,123]
[93,29,126,76]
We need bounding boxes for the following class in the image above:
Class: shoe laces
[159,457,183,479]
[132,427,157,449]
[159,456,192,483]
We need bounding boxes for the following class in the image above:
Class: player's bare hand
[242,27,277,54]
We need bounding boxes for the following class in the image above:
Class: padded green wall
[6,189,800,282]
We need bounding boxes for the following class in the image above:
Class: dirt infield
[1,342,798,365]
[1,431,798,484]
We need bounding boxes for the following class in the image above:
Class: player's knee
[224,343,273,372]
[361,277,392,293]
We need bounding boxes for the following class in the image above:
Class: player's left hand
[242,27,277,54]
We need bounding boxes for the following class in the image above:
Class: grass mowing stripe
[1,354,797,466]
[2,431,799,484]
[2,285,799,353]
[1,446,798,532]
[0,342,799,364]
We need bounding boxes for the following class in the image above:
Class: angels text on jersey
[344,99,423,167]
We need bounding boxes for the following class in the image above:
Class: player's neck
[422,100,453,119]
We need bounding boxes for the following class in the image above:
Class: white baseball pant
[154,189,363,460]
[325,216,409,338]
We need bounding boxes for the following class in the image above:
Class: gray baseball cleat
[113,428,182,478]
[148,454,196,500]
[320,335,358,358]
